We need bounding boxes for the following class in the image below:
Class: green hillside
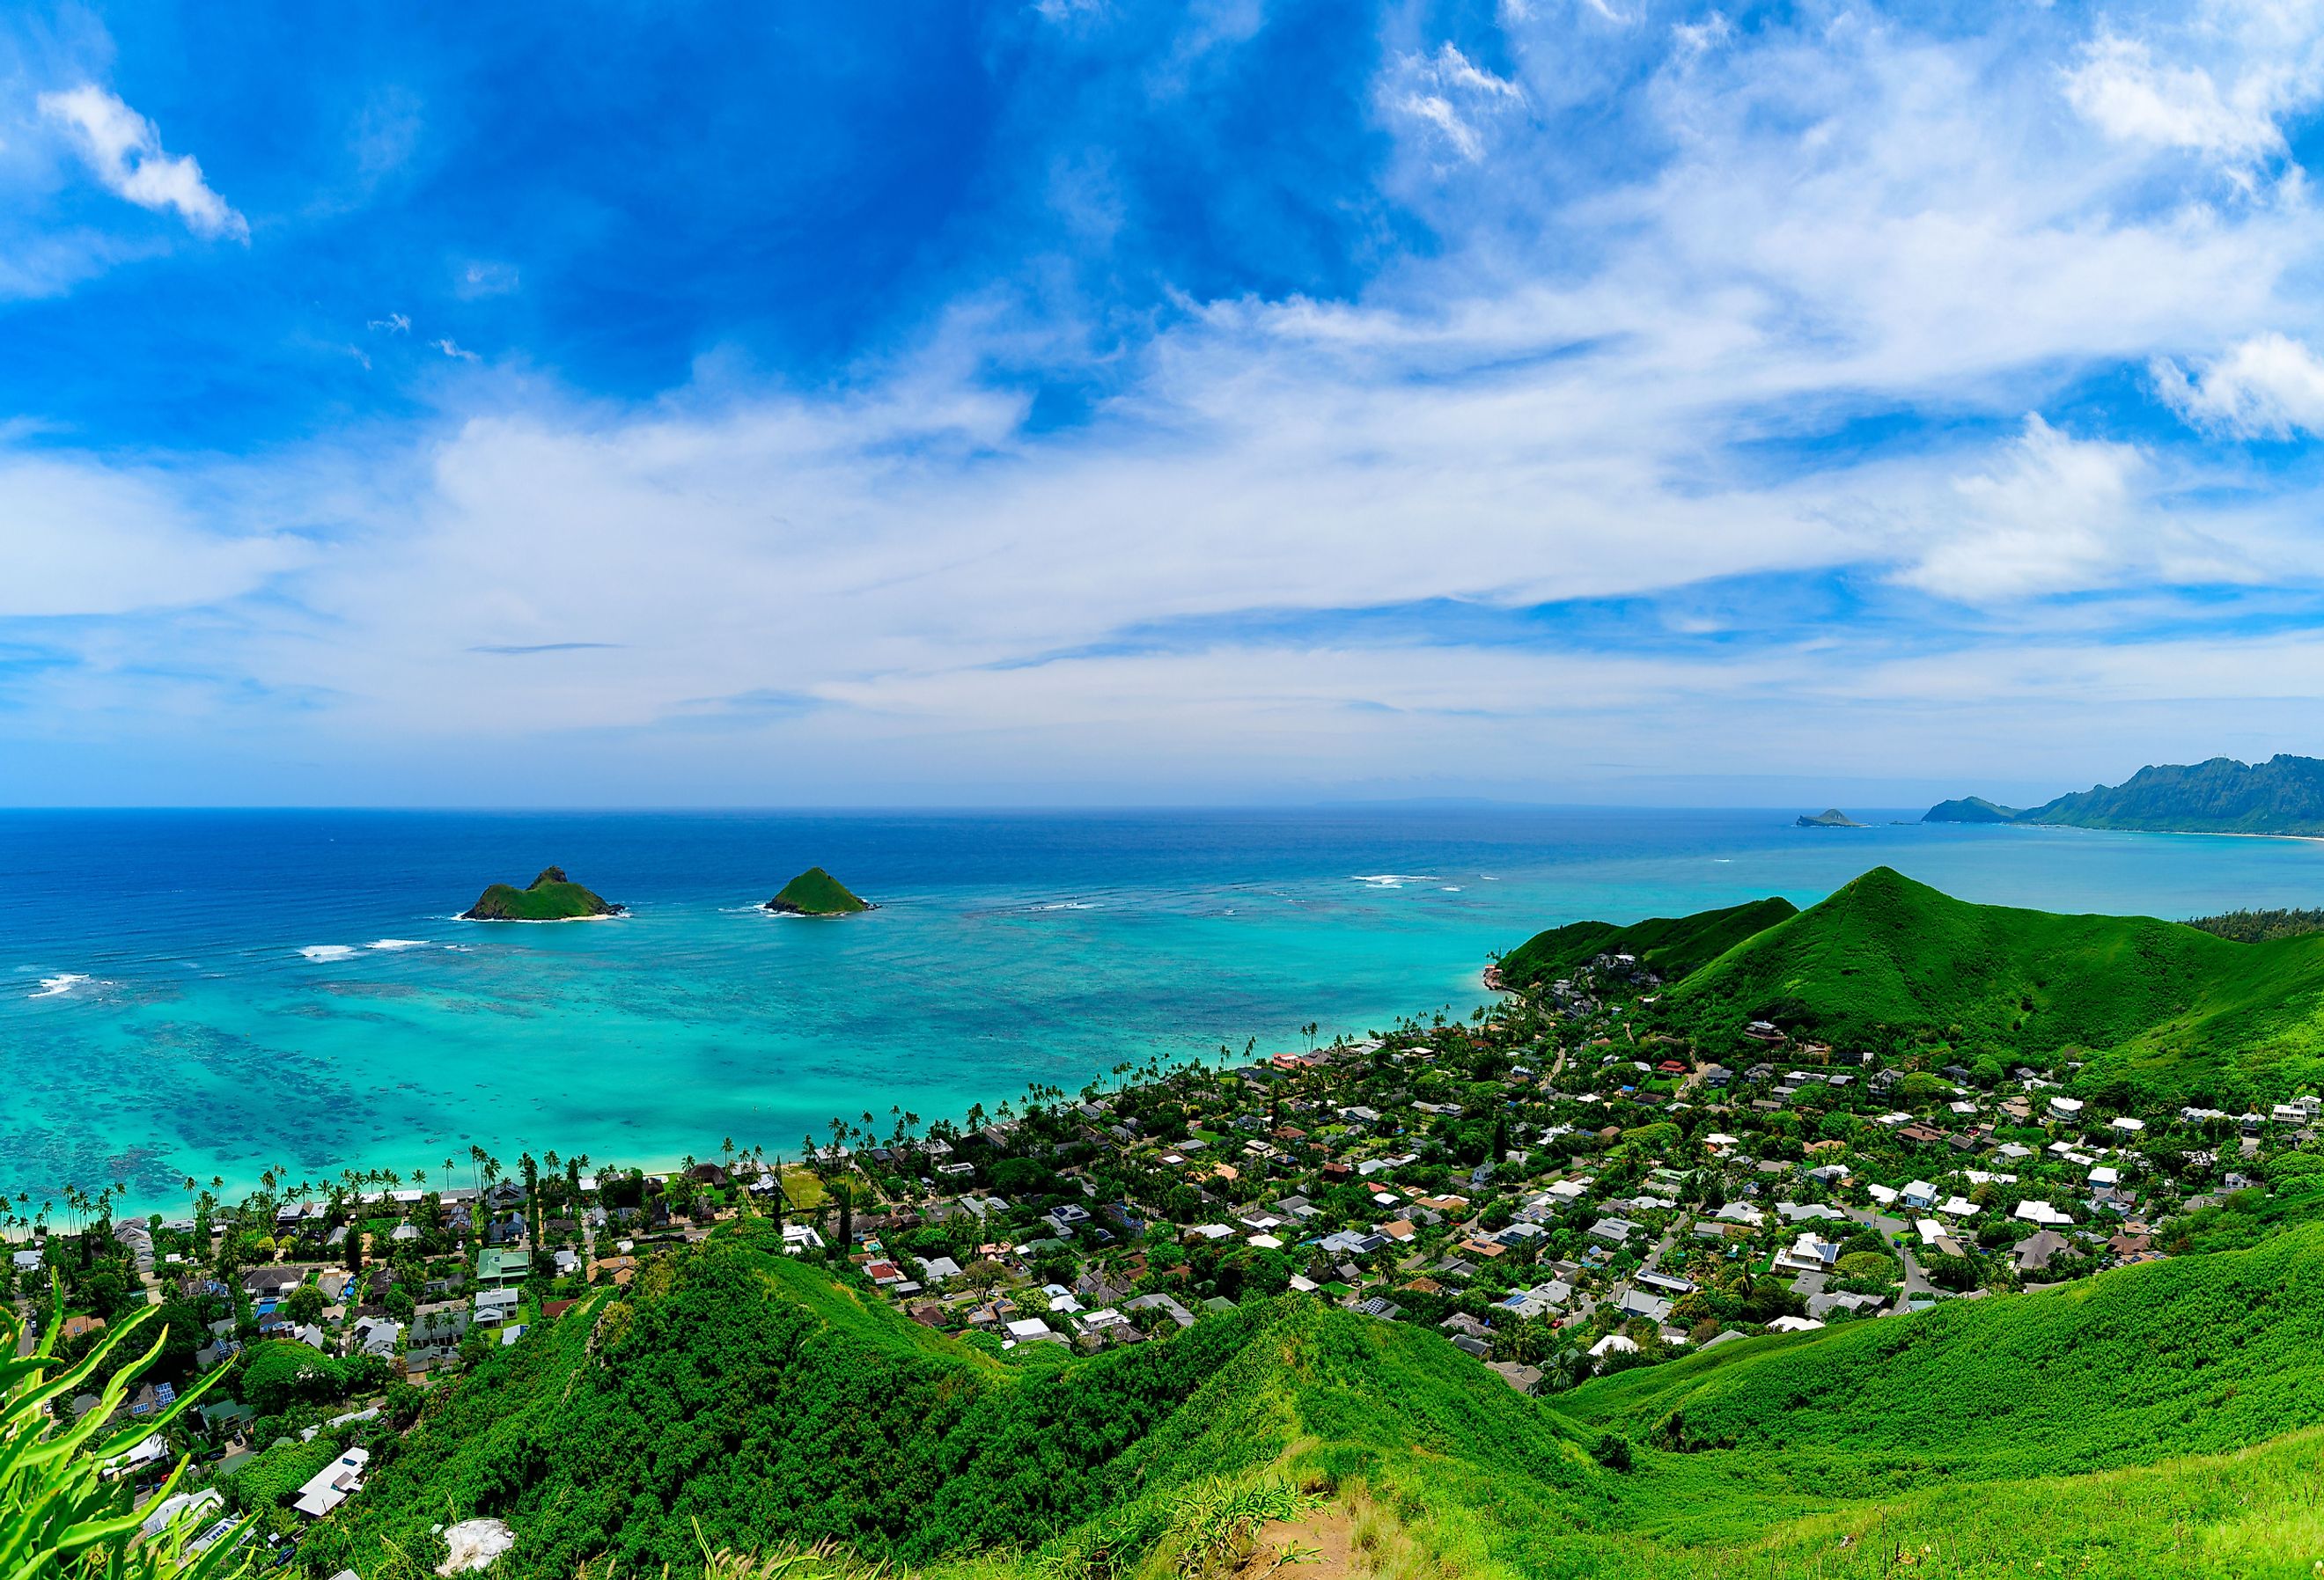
[1923,794,2019,822]
[1561,1222,2324,1489]
[1658,866,2324,1104]
[1499,896,1798,992]
[1926,753,2324,834]
[766,865,874,915]
[304,1221,1596,1579]
[460,865,623,921]
[303,1216,2324,1580]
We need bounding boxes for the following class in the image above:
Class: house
[475,1246,531,1288]
[408,1301,469,1347]
[2013,1200,2074,1227]
[1004,1318,1061,1343]
[1772,1232,1841,1276]
[2013,1229,2070,1273]
[1614,1289,1673,1324]
[1806,1290,1889,1320]
[1586,1217,1640,1245]
[2048,1096,2085,1122]
[349,1317,401,1358]
[1124,1292,1196,1329]
[1498,1281,1574,1319]
[1901,1180,1938,1210]
[290,1448,371,1518]
[474,1287,520,1323]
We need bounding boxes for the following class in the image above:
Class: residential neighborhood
[4,944,2314,1559]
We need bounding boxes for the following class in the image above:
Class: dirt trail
[1233,1504,1359,1577]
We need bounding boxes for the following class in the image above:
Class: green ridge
[460,865,623,921]
[1923,794,2020,823]
[1655,865,2324,1104]
[766,865,874,915]
[1498,895,1799,992]
[1927,753,2324,834]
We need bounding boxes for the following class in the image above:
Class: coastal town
[9,939,2316,1560]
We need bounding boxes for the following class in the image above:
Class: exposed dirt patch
[1232,1503,1360,1577]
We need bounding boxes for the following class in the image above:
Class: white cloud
[1896,417,2147,601]
[0,452,301,617]
[1386,45,1525,163]
[14,5,2324,799]
[433,338,481,363]
[2063,29,2323,175]
[457,260,519,298]
[37,85,248,241]
[369,312,411,334]
[2154,332,2324,437]
[1672,12,1733,61]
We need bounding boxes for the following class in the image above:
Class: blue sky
[6,0,2324,805]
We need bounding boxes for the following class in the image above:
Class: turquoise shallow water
[4,807,2323,1214]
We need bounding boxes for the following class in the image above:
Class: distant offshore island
[764,866,875,915]
[460,866,624,921]
[1926,753,2324,836]
[1794,807,1867,827]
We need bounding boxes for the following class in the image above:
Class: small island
[461,866,624,921]
[1795,807,1867,827]
[765,866,874,915]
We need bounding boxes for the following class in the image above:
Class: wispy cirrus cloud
[1385,43,1523,162]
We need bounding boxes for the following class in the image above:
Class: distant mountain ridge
[1925,755,2324,835]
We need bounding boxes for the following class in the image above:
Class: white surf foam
[298,944,359,962]
[1033,901,1100,911]
[1353,874,1436,888]
[29,973,91,998]
[367,938,428,952]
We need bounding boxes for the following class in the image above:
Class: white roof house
[1004,1318,1058,1342]
[2014,1200,2074,1226]
[291,1448,371,1518]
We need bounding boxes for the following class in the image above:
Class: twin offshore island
[455,864,876,922]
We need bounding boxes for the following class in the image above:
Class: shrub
[3,1277,254,1579]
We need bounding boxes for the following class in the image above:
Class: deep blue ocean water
[4,806,2322,1213]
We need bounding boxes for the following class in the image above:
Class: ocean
[4,806,2322,1215]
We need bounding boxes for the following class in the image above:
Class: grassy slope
[1557,1222,2324,1490]
[312,1219,2324,1580]
[768,867,872,915]
[1658,866,2324,1103]
[315,1226,1573,1576]
[1500,897,1799,992]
